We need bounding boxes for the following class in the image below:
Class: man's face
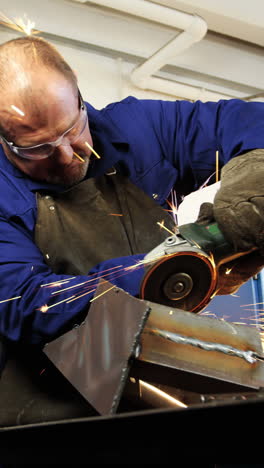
[0,72,93,186]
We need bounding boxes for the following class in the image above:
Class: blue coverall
[0,97,264,345]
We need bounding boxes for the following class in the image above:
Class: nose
[55,144,74,165]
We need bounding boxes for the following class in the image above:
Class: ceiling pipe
[144,76,231,101]
[74,0,203,30]
[82,0,232,100]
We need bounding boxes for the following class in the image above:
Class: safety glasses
[0,89,88,160]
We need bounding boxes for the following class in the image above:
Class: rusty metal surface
[139,301,264,389]
[44,280,150,415]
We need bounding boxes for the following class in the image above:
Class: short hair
[0,36,77,89]
[0,36,78,140]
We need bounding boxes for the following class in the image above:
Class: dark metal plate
[44,280,151,415]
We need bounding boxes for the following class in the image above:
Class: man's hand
[197,150,264,294]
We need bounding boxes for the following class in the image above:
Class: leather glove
[212,149,264,254]
[197,202,264,295]
[197,147,264,295]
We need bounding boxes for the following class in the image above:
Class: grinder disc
[140,251,217,313]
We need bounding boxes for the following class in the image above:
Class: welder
[0,35,263,425]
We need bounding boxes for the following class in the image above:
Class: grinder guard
[140,221,255,313]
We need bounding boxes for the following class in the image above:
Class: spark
[89,285,116,302]
[199,171,216,189]
[0,295,21,304]
[216,150,219,182]
[225,267,232,275]
[108,213,123,216]
[14,15,37,36]
[243,315,264,321]
[166,200,177,212]
[57,262,145,304]
[66,288,97,303]
[67,262,143,303]
[0,12,39,36]
[198,311,218,319]
[38,253,168,310]
[37,295,76,311]
[167,189,178,226]
[139,380,187,408]
[51,280,92,295]
[40,277,76,288]
[73,152,85,163]
[11,105,25,117]
[124,263,142,272]
[242,309,264,312]
[157,220,175,236]
[44,281,71,289]
[232,322,248,326]
[85,141,101,159]
[50,265,123,295]
[190,237,202,250]
[240,302,264,307]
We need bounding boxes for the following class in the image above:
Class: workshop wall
[1,0,264,109]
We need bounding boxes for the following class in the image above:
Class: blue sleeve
[0,217,144,345]
[111,97,264,195]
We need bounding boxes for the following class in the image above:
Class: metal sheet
[44,280,151,415]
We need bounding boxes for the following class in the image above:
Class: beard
[3,143,91,187]
[45,156,90,187]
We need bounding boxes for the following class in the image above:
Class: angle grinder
[140,222,254,313]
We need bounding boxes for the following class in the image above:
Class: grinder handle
[179,222,256,266]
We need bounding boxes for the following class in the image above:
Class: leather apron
[0,172,175,426]
[34,172,174,274]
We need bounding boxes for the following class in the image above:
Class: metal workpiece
[148,329,258,364]
[44,280,264,415]
[139,301,264,389]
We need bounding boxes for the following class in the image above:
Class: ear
[73,69,78,81]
